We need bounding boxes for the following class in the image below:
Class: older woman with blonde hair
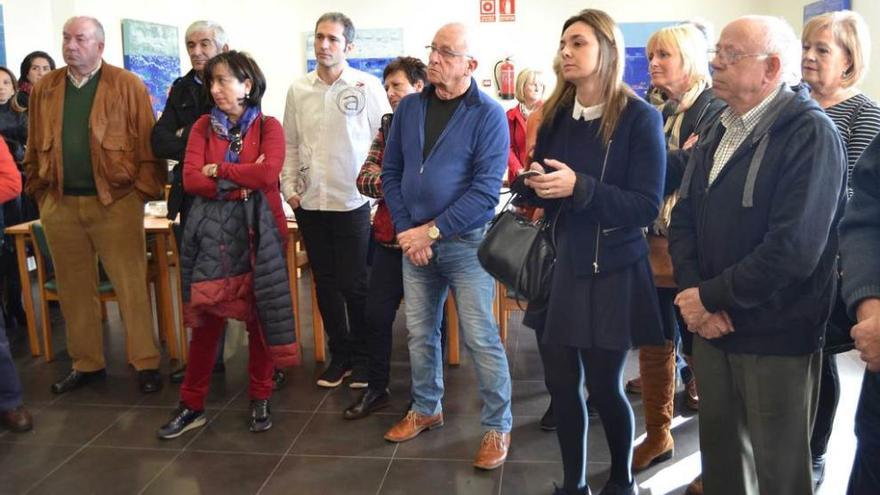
[519,9,666,494]
[801,9,880,487]
[506,68,544,184]
[626,23,726,479]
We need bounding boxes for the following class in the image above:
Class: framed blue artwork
[305,28,403,81]
[0,5,6,67]
[121,19,181,117]
[804,0,852,22]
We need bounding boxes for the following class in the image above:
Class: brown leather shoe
[1,405,33,433]
[632,342,676,472]
[473,430,510,470]
[383,410,443,443]
[685,475,703,495]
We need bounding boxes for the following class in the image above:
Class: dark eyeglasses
[230,126,242,154]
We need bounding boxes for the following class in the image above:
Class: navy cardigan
[528,96,666,276]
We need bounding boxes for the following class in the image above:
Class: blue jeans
[402,227,512,432]
[0,317,23,411]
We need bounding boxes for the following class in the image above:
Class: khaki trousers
[694,336,820,495]
[40,193,159,371]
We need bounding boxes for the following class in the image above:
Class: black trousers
[363,243,403,391]
[848,370,880,495]
[811,352,839,457]
[295,204,371,367]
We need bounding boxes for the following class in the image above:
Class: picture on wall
[620,22,677,99]
[804,0,852,22]
[121,19,181,117]
[0,5,6,67]
[305,28,403,80]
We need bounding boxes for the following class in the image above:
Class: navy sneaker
[157,404,206,439]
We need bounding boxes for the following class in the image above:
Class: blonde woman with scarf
[630,22,725,486]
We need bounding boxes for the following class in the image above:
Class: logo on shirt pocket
[336,86,366,116]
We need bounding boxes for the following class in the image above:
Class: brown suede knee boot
[632,340,676,471]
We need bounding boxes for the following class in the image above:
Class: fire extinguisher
[494,57,515,100]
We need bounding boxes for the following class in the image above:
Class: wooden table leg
[154,233,178,362]
[14,235,39,357]
[446,291,460,366]
[286,240,302,350]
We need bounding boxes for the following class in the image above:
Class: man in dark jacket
[151,20,228,224]
[840,133,880,495]
[151,21,228,384]
[668,16,846,495]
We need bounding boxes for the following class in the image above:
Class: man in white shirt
[281,12,391,388]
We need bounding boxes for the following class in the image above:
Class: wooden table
[4,217,183,362]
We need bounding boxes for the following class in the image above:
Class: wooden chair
[496,281,525,343]
[30,222,156,363]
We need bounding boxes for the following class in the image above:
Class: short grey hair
[64,16,105,43]
[742,15,801,85]
[185,20,228,48]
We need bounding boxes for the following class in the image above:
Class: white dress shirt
[280,63,391,211]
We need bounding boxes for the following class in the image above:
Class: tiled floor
[0,274,863,495]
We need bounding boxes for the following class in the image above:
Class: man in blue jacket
[668,16,845,495]
[381,22,512,470]
[840,133,880,495]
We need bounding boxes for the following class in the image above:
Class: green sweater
[62,71,100,195]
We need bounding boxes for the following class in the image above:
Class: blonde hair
[803,10,871,88]
[646,24,712,89]
[514,68,544,105]
[542,9,633,146]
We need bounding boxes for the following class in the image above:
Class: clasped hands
[397,223,434,267]
[674,287,735,339]
[854,299,880,372]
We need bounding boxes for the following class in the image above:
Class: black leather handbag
[477,194,558,309]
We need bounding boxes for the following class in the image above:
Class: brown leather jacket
[23,61,166,204]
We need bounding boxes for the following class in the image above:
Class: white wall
[3,0,878,116]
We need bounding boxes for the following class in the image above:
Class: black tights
[542,342,633,492]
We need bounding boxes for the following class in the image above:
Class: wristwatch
[427,224,441,241]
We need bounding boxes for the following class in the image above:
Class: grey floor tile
[0,443,79,494]
[141,451,281,495]
[394,414,483,461]
[379,459,501,495]
[28,446,177,495]
[187,410,310,454]
[289,413,397,458]
[1,404,127,446]
[91,407,190,450]
[260,455,389,495]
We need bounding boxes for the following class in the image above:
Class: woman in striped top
[801,9,880,488]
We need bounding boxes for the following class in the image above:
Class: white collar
[572,98,604,121]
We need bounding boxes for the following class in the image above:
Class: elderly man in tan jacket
[24,16,166,394]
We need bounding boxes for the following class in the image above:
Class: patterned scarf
[209,105,260,194]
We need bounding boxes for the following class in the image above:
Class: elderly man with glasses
[668,16,846,495]
[380,22,512,470]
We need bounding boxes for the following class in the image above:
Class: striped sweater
[824,93,880,197]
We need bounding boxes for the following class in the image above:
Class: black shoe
[51,369,106,394]
[553,483,591,495]
[316,361,352,388]
[138,369,163,393]
[344,388,390,420]
[812,454,826,487]
[349,367,369,389]
[250,399,272,433]
[157,404,206,439]
[272,369,287,391]
[169,367,186,384]
[598,480,636,495]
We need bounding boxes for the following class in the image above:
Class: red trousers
[180,314,273,411]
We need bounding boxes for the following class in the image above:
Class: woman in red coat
[158,51,289,439]
[506,68,544,185]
